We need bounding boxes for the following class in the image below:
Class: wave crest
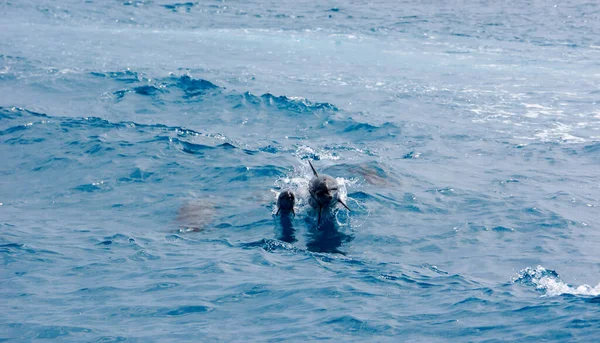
[513,265,600,297]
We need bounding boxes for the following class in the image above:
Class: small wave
[134,85,164,96]
[90,70,142,83]
[165,305,213,316]
[118,168,158,183]
[379,273,436,288]
[241,238,303,254]
[177,139,216,155]
[583,142,600,153]
[162,2,196,13]
[305,117,403,143]
[102,73,220,101]
[241,238,360,263]
[340,121,400,139]
[323,315,392,335]
[0,106,234,149]
[0,106,48,120]
[143,282,180,292]
[513,266,600,297]
[86,70,339,118]
[232,91,338,114]
[129,250,161,262]
[116,304,214,318]
[402,151,421,159]
[175,75,219,97]
[96,73,329,120]
[33,325,92,340]
[91,336,128,342]
[72,181,111,193]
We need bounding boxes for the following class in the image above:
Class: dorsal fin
[308,160,318,177]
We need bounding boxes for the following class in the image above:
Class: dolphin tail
[338,199,351,211]
[308,160,319,177]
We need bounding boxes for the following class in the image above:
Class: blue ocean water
[1,0,600,341]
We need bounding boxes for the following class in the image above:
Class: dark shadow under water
[174,200,218,233]
[273,209,353,254]
[304,209,353,255]
[276,214,297,244]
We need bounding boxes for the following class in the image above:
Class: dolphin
[307,160,350,224]
[276,190,295,216]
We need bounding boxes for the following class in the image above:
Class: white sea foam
[294,145,340,160]
[534,122,587,143]
[515,266,600,297]
[522,103,564,119]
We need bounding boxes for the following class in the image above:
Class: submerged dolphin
[175,199,216,232]
[307,160,350,224]
[276,190,295,216]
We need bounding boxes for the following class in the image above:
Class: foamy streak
[294,145,340,161]
[539,277,600,297]
[515,266,600,297]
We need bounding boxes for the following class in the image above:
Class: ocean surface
[1,1,600,341]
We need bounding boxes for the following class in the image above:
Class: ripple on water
[143,282,180,292]
[324,315,395,336]
[91,336,128,343]
[115,305,214,318]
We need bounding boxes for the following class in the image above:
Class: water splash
[513,266,600,297]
